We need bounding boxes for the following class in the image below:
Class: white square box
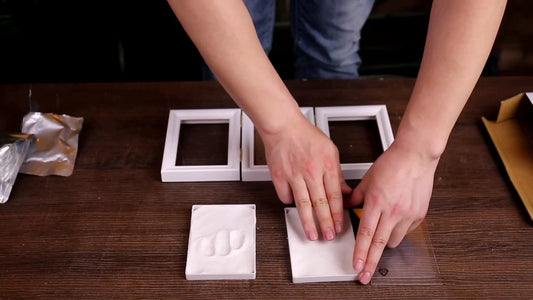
[314,105,394,179]
[241,107,315,181]
[185,204,256,280]
[284,207,357,283]
[161,109,241,182]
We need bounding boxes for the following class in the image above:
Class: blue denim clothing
[202,0,374,80]
[291,0,374,79]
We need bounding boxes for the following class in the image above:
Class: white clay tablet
[285,207,357,283]
[185,204,256,280]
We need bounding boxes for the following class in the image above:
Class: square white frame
[161,109,241,182]
[241,107,315,181]
[315,105,394,180]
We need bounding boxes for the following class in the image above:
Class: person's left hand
[345,141,439,285]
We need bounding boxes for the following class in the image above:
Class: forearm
[167,0,304,136]
[396,0,506,159]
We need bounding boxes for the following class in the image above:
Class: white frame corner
[161,108,242,182]
[314,105,394,180]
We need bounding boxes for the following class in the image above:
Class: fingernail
[325,229,335,241]
[354,259,364,273]
[359,272,371,285]
[335,221,343,233]
[306,230,318,241]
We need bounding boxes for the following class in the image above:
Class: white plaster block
[185,204,256,280]
[285,207,357,283]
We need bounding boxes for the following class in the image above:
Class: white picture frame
[161,109,242,182]
[314,105,394,180]
[241,107,315,181]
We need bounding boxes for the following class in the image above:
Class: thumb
[345,185,365,207]
[339,170,352,195]
[341,180,352,195]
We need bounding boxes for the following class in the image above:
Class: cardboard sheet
[482,93,533,221]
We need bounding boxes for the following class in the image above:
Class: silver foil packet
[20,112,84,176]
[0,134,33,203]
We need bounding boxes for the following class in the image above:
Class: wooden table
[1,78,532,299]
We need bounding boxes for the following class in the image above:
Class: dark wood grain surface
[1,78,532,299]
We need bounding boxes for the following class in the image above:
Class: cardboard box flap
[496,93,525,122]
[482,93,533,221]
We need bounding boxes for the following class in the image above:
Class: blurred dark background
[1,0,532,84]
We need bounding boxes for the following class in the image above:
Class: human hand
[261,114,352,241]
[346,142,439,284]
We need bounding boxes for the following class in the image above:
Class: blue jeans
[203,0,374,80]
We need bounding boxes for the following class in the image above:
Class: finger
[407,218,424,234]
[271,175,294,205]
[352,203,380,275]
[305,175,336,241]
[346,185,365,207]
[387,219,412,248]
[341,181,352,195]
[339,169,352,195]
[358,218,395,285]
[324,169,345,234]
[290,178,318,241]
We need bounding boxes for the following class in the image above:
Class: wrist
[393,120,446,163]
[254,103,309,138]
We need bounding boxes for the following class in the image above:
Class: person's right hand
[346,140,438,284]
[260,114,352,241]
